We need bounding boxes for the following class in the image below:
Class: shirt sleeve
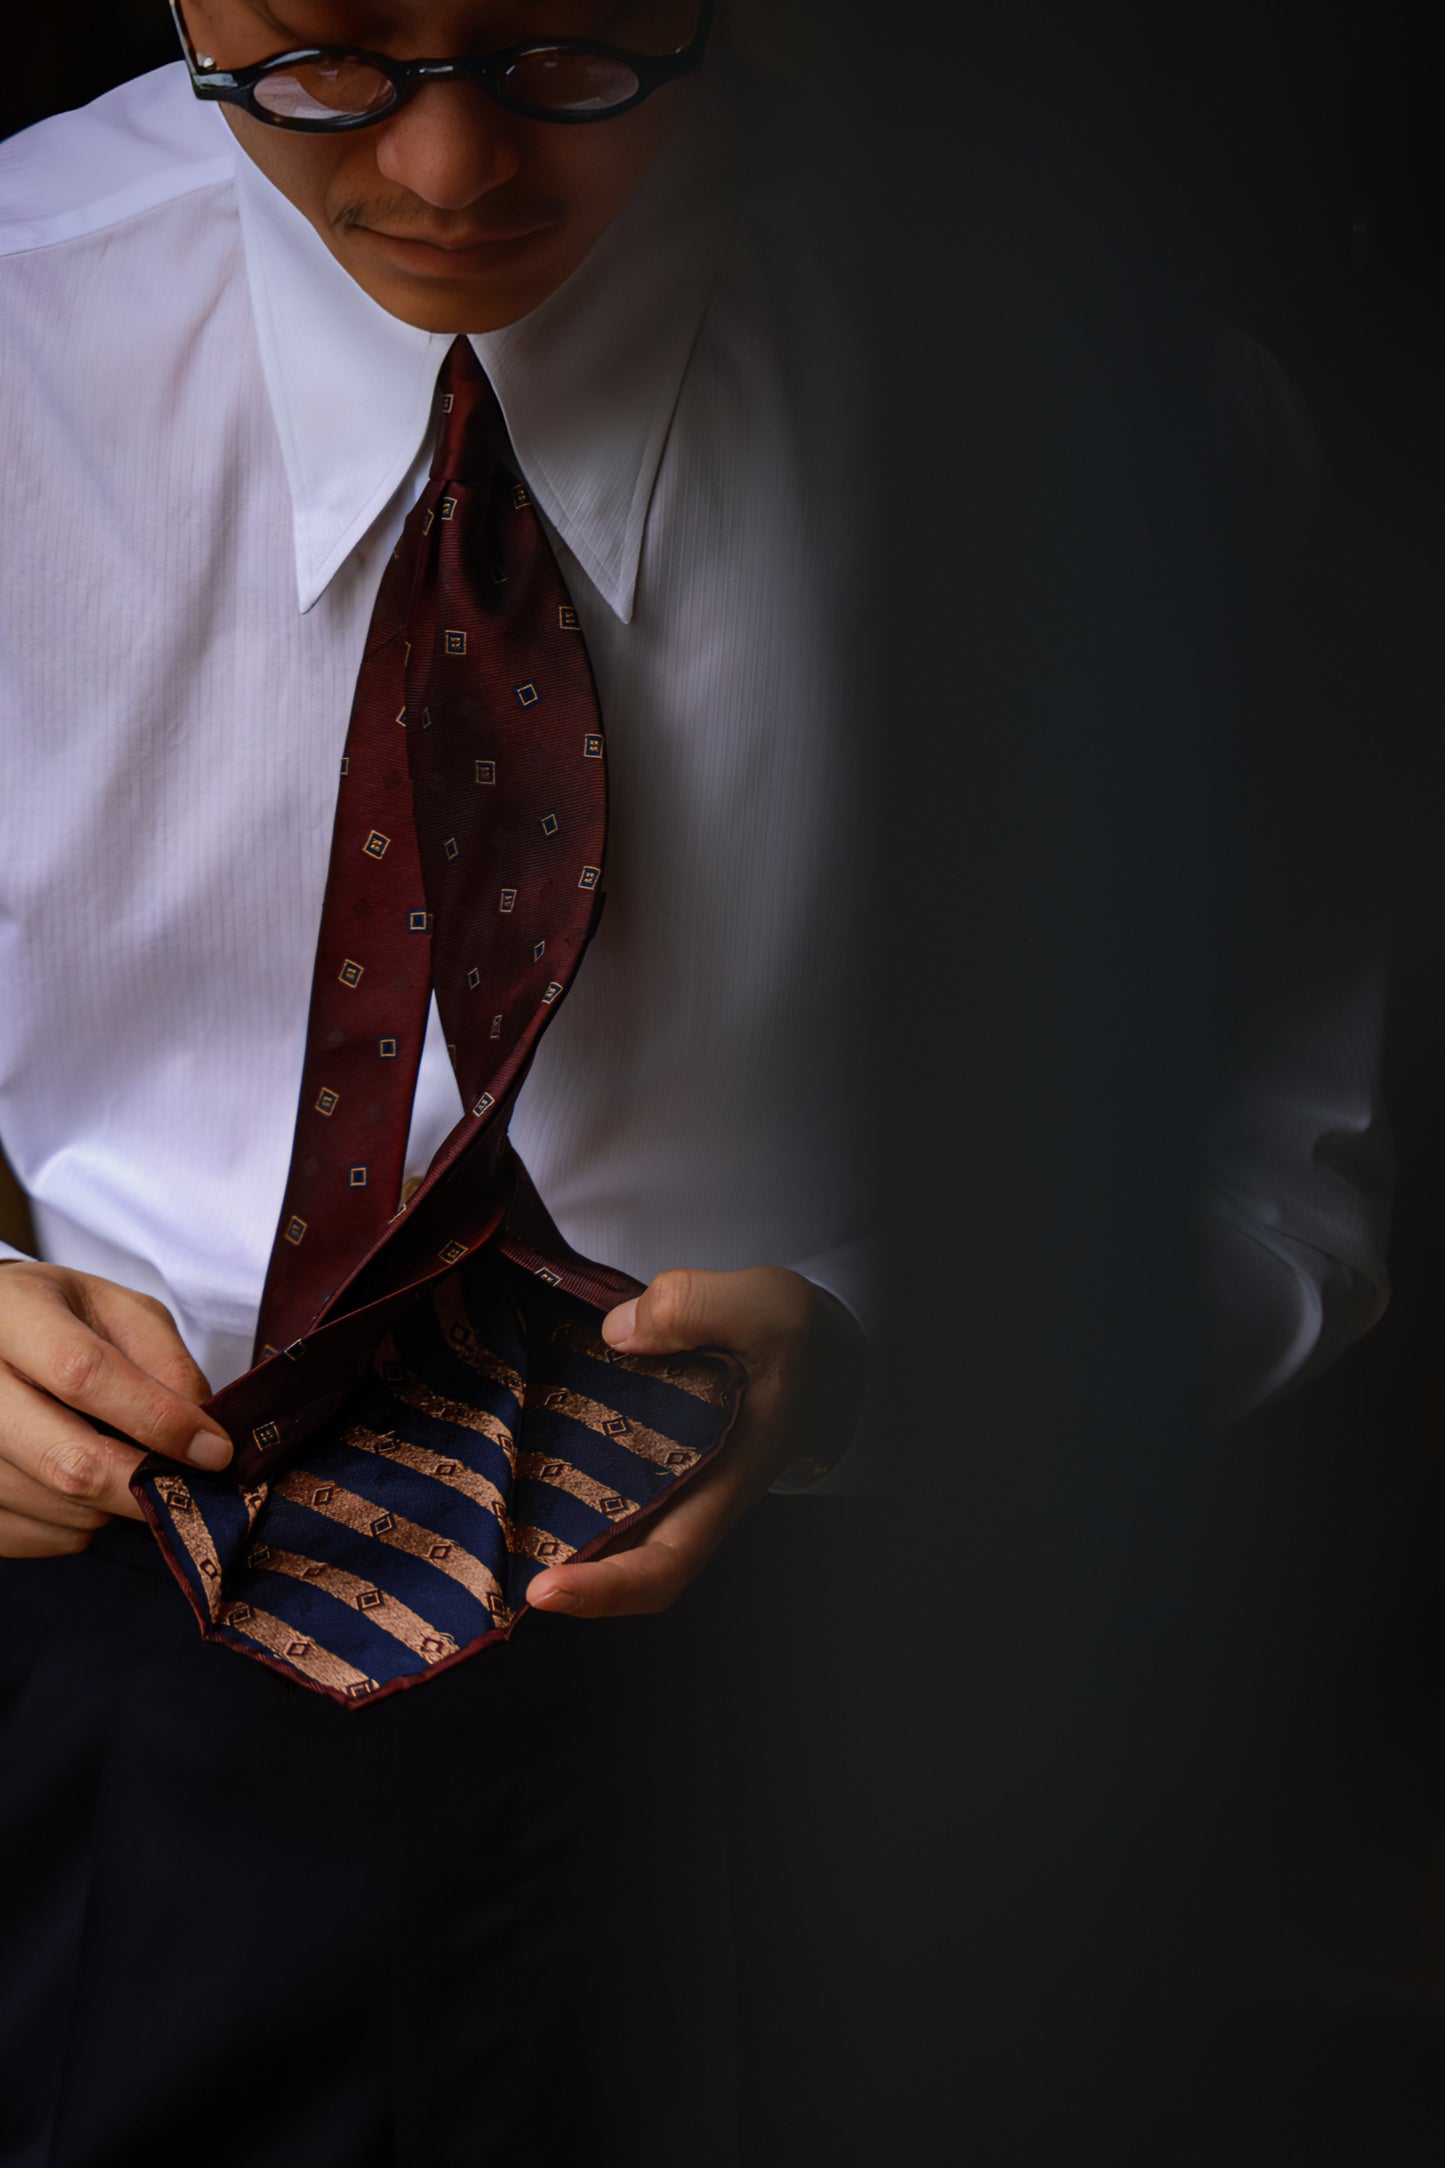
[1202,332,1396,1419]
[1200,972,1393,1421]
[788,1235,873,1342]
[769,1237,878,1494]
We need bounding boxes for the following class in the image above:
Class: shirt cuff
[772,1238,875,1495]
[789,1236,873,1342]
[1199,1201,1390,1422]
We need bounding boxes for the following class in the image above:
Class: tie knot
[431,336,508,486]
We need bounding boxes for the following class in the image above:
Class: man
[0,4,1398,2160]
[0,5,869,2161]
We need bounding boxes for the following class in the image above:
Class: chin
[365,281,542,334]
[335,229,578,335]
[324,205,590,333]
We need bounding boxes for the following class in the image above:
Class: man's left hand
[527,1266,865,1619]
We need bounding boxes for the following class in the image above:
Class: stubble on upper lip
[335,199,556,250]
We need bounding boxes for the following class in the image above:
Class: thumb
[602,1267,723,1357]
[602,1266,809,1361]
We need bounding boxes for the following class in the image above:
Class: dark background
[10,3,1445,2161]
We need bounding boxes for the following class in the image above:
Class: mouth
[354,222,555,273]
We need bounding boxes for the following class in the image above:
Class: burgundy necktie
[131,339,743,1703]
[253,334,607,1358]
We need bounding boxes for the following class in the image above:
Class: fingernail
[186,1430,232,1472]
[531,1586,583,1613]
[602,1298,638,1347]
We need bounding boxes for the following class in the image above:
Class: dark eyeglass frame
[168,0,715,130]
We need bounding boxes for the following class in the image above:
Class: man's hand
[0,1263,231,1559]
[528,1266,865,1620]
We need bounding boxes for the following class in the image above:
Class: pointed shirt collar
[224,91,735,622]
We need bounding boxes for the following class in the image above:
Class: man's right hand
[0,1262,231,1559]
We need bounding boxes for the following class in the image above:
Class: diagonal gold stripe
[220,1601,375,1695]
[527,1385,703,1475]
[255,1546,460,1666]
[345,1421,508,1521]
[347,1419,636,1541]
[512,1521,588,1566]
[381,1373,517,1467]
[150,1473,225,1622]
[540,1316,728,1407]
[515,1451,638,1521]
[271,1471,510,1622]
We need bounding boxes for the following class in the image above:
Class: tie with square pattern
[130,339,744,1705]
[253,335,606,1359]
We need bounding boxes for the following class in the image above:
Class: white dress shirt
[0,63,1393,1432]
[0,62,869,1401]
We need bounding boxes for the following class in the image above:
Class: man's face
[185,2,705,331]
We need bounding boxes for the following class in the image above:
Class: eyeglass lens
[253,48,644,122]
[247,3,702,124]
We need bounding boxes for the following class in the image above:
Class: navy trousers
[0,1520,737,2168]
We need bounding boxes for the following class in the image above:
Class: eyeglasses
[169,0,715,131]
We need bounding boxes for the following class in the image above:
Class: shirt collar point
[561,533,639,626]
[607,583,638,629]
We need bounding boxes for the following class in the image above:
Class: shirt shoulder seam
[0,159,235,262]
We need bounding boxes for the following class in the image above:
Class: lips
[366,225,548,250]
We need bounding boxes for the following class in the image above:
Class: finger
[529,1383,788,1620]
[0,1451,111,1532]
[0,1285,230,1472]
[602,1266,809,1360]
[84,1282,215,1409]
[0,1507,97,1559]
[0,1370,148,1520]
[529,1534,695,1619]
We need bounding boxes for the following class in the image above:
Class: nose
[373,82,523,209]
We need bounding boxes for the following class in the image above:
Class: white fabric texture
[0,63,869,1409]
